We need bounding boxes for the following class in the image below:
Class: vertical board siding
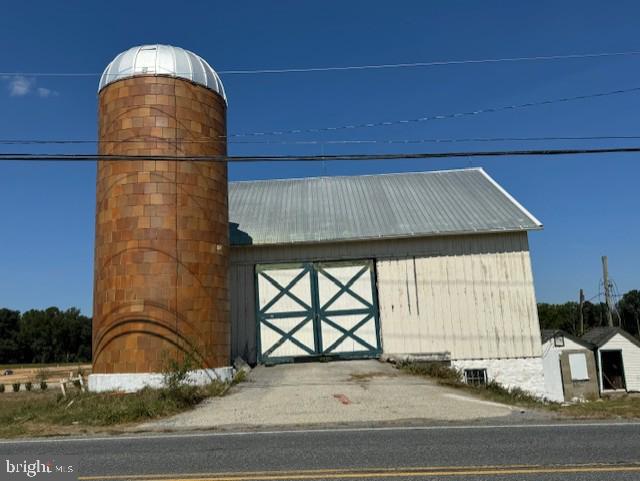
[230,232,542,363]
[601,334,640,392]
[376,234,541,359]
[230,264,257,364]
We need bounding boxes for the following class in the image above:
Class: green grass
[547,395,640,419]
[0,376,243,438]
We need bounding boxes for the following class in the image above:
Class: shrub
[40,381,48,391]
[399,361,463,385]
[162,353,197,392]
[0,384,5,393]
[12,383,20,392]
[25,382,32,391]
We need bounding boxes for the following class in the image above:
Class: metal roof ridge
[229,167,484,185]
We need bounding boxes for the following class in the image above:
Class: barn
[582,327,640,393]
[228,167,547,397]
[541,329,599,402]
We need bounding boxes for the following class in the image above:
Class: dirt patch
[348,371,396,382]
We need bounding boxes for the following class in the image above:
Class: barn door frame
[255,259,381,364]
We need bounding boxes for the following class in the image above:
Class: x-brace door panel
[256,263,316,361]
[316,261,380,356]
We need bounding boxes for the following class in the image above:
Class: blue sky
[0,0,639,315]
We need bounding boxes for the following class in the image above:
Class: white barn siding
[230,232,541,366]
[599,333,640,392]
[376,235,541,359]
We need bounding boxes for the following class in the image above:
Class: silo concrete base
[87,366,235,393]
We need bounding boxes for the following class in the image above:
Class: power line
[218,51,640,74]
[2,50,640,77]
[1,146,640,162]
[1,85,638,140]
[227,86,640,138]
[3,135,640,146]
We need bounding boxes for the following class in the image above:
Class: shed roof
[228,167,542,246]
[582,327,640,349]
[541,329,594,349]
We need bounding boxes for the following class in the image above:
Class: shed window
[464,369,487,386]
[569,353,589,381]
[554,334,565,347]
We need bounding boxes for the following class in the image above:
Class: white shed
[582,327,640,393]
[228,168,547,397]
[541,329,599,402]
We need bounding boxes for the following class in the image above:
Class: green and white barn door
[256,260,381,363]
[256,263,317,361]
[315,261,380,356]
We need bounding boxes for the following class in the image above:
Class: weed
[25,382,32,392]
[40,381,48,391]
[0,384,4,393]
[12,383,20,393]
[233,369,248,384]
[399,361,463,386]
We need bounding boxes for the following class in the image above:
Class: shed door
[256,260,380,363]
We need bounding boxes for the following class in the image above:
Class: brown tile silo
[90,45,231,391]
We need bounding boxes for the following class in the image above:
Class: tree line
[0,307,91,364]
[537,289,640,337]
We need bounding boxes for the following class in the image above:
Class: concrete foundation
[452,357,547,399]
[88,367,235,393]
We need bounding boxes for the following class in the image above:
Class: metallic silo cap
[98,44,226,102]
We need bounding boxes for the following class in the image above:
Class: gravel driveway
[139,360,539,431]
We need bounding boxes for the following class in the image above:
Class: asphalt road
[2,422,640,480]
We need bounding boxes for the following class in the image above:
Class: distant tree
[0,308,21,363]
[537,298,638,338]
[618,290,640,336]
[582,301,608,330]
[537,302,579,333]
[14,307,92,364]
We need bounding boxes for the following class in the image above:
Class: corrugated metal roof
[228,167,542,246]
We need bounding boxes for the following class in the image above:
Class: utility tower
[602,256,614,327]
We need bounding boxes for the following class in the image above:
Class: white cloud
[2,76,58,98]
[8,76,33,96]
[37,87,58,98]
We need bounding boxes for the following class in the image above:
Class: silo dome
[98,44,226,101]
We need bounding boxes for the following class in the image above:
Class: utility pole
[602,256,614,327]
[579,288,585,336]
